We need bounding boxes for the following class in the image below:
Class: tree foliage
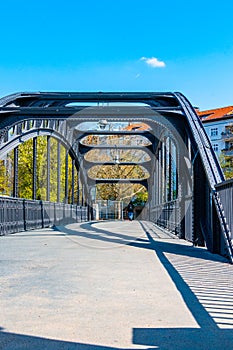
[219,153,233,179]
[0,136,76,202]
[0,131,149,205]
[0,151,13,196]
[84,134,149,202]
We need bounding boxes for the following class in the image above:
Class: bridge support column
[57,141,61,202]
[162,141,166,203]
[32,137,37,200]
[77,175,80,206]
[159,146,163,204]
[46,136,51,202]
[71,159,75,204]
[193,156,208,247]
[13,146,19,198]
[168,138,172,202]
[65,153,69,203]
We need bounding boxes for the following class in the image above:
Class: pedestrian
[127,201,134,221]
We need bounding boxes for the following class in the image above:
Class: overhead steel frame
[0,122,79,205]
[0,92,232,261]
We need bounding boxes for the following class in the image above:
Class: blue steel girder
[174,92,233,261]
[89,178,149,190]
[0,91,181,108]
[83,158,152,172]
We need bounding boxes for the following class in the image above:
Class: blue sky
[1,0,233,110]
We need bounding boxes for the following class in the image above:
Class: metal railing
[150,199,180,234]
[94,200,124,220]
[0,196,88,235]
[215,179,233,241]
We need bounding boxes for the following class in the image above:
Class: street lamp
[98,119,109,130]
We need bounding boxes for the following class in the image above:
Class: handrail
[0,196,88,235]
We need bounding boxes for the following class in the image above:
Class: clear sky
[1,0,233,110]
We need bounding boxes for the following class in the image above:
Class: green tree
[13,136,75,202]
[49,137,58,202]
[86,145,149,202]
[36,136,48,200]
[219,153,233,179]
[18,138,33,198]
[0,152,14,196]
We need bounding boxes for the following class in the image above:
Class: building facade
[198,106,233,177]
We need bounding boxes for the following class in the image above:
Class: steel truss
[0,92,232,261]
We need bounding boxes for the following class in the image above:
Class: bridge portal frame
[0,91,232,262]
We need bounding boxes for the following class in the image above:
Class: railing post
[23,199,26,231]
[32,137,37,200]
[54,202,56,226]
[57,142,61,203]
[41,200,44,228]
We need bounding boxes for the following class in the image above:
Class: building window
[213,144,218,151]
[210,128,218,137]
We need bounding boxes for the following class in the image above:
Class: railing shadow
[0,327,142,350]
[80,222,149,242]
[58,222,233,349]
[55,222,150,247]
[56,222,229,263]
[133,327,233,349]
[132,228,233,349]
[3,223,232,349]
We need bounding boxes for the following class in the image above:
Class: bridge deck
[0,221,233,349]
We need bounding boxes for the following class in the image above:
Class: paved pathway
[0,221,233,349]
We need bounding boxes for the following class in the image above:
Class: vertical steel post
[71,159,75,204]
[77,172,80,206]
[13,146,19,198]
[156,150,159,206]
[47,136,51,202]
[82,183,84,207]
[32,137,37,200]
[57,141,61,203]
[159,146,163,204]
[157,154,160,205]
[65,152,69,204]
[163,140,167,203]
[176,145,179,200]
[168,138,172,202]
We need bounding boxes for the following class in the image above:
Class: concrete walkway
[0,221,233,349]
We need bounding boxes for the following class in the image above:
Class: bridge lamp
[98,119,109,130]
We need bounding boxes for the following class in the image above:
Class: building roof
[198,106,233,122]
[123,122,150,131]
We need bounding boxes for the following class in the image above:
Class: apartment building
[198,106,233,178]
[198,106,233,156]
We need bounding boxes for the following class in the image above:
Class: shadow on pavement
[133,327,233,350]
[56,222,229,263]
[132,228,233,349]
[3,223,232,349]
[55,222,149,247]
[0,327,143,350]
[80,222,149,243]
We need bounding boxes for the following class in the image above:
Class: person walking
[127,201,134,221]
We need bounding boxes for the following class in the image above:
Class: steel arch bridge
[0,91,232,262]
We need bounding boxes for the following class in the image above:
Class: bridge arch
[0,92,232,262]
